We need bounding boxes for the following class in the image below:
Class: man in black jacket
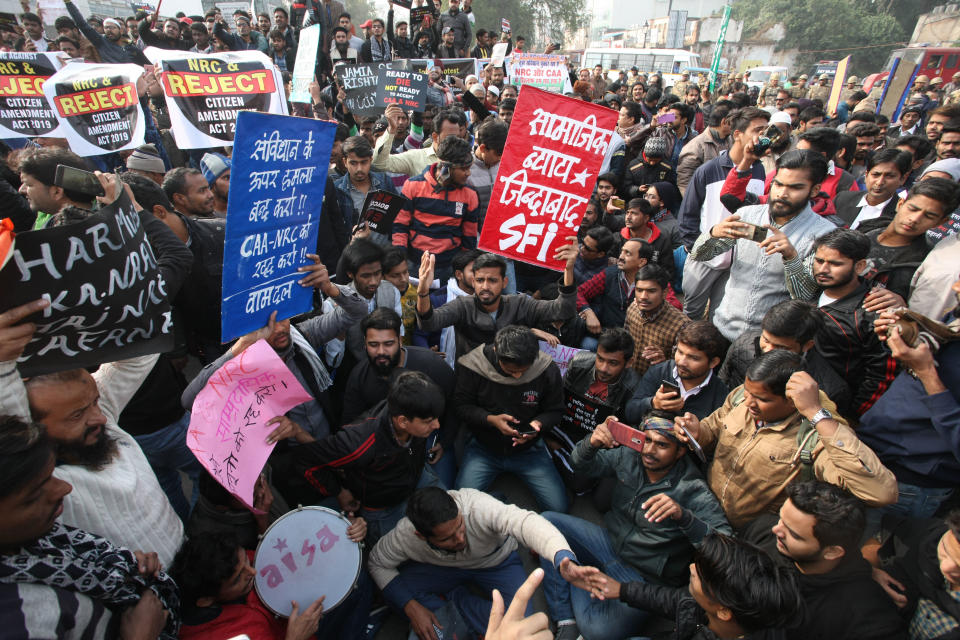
[772,481,907,640]
[294,371,445,544]
[833,149,911,234]
[808,228,896,417]
[454,325,567,512]
[626,320,729,423]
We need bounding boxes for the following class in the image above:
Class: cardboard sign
[410,6,432,25]
[0,52,64,138]
[478,86,617,270]
[410,58,478,83]
[0,193,174,376]
[289,24,320,103]
[826,55,851,117]
[490,42,509,67]
[359,190,410,234]
[145,47,288,149]
[510,53,569,93]
[187,339,312,509]
[376,67,427,111]
[43,62,145,156]
[538,340,584,377]
[221,112,336,342]
[878,59,918,122]
[334,61,405,117]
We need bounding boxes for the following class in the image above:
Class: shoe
[555,622,580,640]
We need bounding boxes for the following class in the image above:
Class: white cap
[770,111,793,126]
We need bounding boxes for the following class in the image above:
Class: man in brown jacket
[676,104,733,196]
[674,349,897,530]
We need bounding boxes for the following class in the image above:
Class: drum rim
[253,505,362,617]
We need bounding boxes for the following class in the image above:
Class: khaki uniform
[839,87,856,103]
[759,83,780,106]
[672,79,689,96]
[807,84,831,102]
[947,89,960,106]
[790,83,807,99]
[696,388,898,529]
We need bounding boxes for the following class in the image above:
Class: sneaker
[555,622,581,640]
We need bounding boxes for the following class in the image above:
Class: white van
[744,65,789,90]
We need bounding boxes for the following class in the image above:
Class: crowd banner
[0,192,174,376]
[410,58,478,83]
[478,86,618,271]
[509,53,569,93]
[43,62,146,156]
[538,340,583,377]
[145,47,287,149]
[0,52,64,138]
[221,112,336,343]
[826,55,851,118]
[334,61,406,117]
[187,339,312,510]
[289,24,320,103]
[376,67,427,111]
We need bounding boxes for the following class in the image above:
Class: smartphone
[740,222,768,242]
[676,424,707,463]
[516,421,538,436]
[658,112,676,124]
[551,42,561,48]
[610,197,625,209]
[607,420,646,453]
[660,379,681,395]
[445,74,456,85]
[54,164,105,196]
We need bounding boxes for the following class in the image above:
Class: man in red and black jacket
[293,371,445,545]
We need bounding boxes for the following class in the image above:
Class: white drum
[254,506,362,617]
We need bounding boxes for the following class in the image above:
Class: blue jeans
[580,335,599,352]
[133,412,203,522]
[362,464,444,545]
[504,258,518,295]
[456,437,568,512]
[388,551,530,635]
[539,512,650,640]
[865,481,954,535]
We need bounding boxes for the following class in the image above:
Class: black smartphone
[660,379,681,394]
[54,164,105,197]
[741,222,768,242]
[516,421,538,436]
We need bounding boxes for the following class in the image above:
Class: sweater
[0,355,184,568]
[369,489,573,609]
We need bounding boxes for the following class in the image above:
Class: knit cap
[199,152,231,184]
[126,143,165,174]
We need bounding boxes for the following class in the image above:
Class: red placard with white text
[478,86,617,271]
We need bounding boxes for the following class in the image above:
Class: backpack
[730,387,820,483]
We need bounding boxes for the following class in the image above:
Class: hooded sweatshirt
[453,344,564,455]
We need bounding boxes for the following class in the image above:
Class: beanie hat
[650,181,680,214]
[200,152,231,184]
[126,143,166,174]
[644,136,668,158]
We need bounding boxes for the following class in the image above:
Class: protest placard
[43,62,146,156]
[490,42,508,68]
[359,190,410,235]
[509,53,570,93]
[334,61,405,117]
[0,192,174,376]
[538,340,583,377]
[410,6,432,26]
[501,18,510,32]
[0,52,63,138]
[376,67,426,111]
[410,58,478,84]
[187,339,312,509]
[478,86,617,270]
[560,388,615,438]
[289,24,320,103]
[129,1,156,14]
[221,112,336,343]
[145,47,288,149]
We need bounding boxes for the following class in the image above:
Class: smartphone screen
[742,222,768,242]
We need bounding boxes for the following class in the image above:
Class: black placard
[0,193,174,376]
[558,389,614,439]
[376,67,427,111]
[334,61,407,117]
[360,190,411,234]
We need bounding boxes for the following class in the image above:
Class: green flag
[709,5,731,93]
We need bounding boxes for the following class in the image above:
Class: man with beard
[623,264,690,375]
[625,320,729,423]
[834,149,911,234]
[770,481,907,640]
[539,415,731,640]
[438,0,470,56]
[199,152,230,218]
[689,149,838,341]
[17,147,96,227]
[65,1,148,63]
[138,14,193,50]
[370,486,596,640]
[334,135,397,246]
[329,26,358,64]
[162,167,215,218]
[846,122,881,182]
[936,120,960,161]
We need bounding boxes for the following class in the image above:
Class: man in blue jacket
[335,135,398,247]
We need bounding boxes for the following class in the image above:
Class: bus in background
[582,47,702,87]
[864,46,960,92]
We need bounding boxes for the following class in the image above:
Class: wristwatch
[809,408,833,428]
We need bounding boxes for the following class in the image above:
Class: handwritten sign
[290,24,320,103]
[334,61,405,117]
[560,388,614,439]
[145,47,288,149]
[43,62,145,156]
[479,86,617,270]
[221,112,335,342]
[0,193,173,376]
[0,52,63,138]
[360,190,410,234]
[376,67,427,111]
[539,340,584,377]
[254,507,361,617]
[187,339,312,509]
[510,53,570,94]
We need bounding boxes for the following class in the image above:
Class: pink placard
[187,340,312,510]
